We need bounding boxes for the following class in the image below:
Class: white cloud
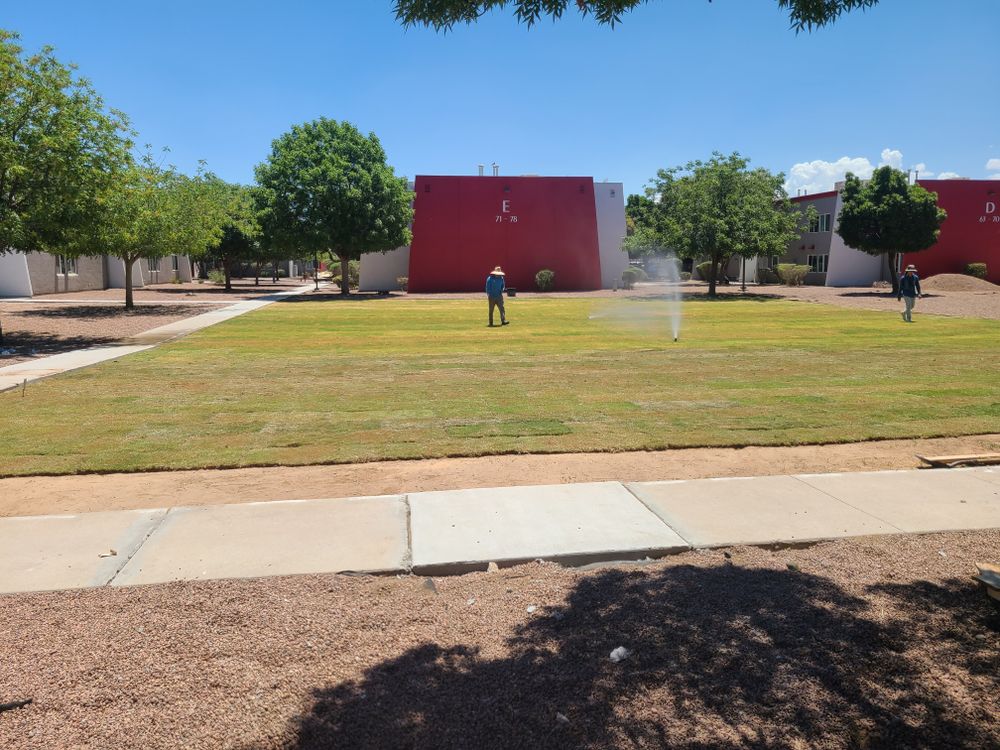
[986,158,1000,171]
[784,156,875,195]
[879,148,904,169]
[784,148,966,193]
[990,173,1000,180]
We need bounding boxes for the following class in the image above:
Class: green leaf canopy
[0,29,132,256]
[255,119,413,265]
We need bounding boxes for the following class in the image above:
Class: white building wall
[594,182,628,289]
[359,247,410,291]
[0,253,33,297]
[106,258,146,289]
[825,195,884,286]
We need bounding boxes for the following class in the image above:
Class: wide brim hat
[491,266,505,276]
[905,264,918,272]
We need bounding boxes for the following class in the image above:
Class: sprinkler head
[673,336,678,342]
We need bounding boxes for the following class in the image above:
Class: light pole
[741,255,747,293]
[313,256,320,291]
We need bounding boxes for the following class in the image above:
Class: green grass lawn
[2,296,999,476]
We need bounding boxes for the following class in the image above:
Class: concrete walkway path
[0,284,317,393]
[2,466,998,594]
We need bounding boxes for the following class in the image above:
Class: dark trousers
[488,295,506,325]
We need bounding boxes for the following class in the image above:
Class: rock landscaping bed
[0,303,225,366]
[1,530,997,749]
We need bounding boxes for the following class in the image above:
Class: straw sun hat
[491,266,505,275]
[904,264,918,273]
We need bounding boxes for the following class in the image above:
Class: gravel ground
[730,283,1000,320]
[33,277,310,303]
[2,434,999,517]
[0,303,225,366]
[1,530,997,749]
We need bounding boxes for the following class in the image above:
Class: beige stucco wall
[25,252,107,295]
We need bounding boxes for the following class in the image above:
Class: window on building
[807,254,829,273]
[57,256,77,275]
[148,258,159,272]
[171,255,179,272]
[809,213,832,233]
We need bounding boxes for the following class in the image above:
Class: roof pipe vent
[478,164,484,176]
[492,162,499,177]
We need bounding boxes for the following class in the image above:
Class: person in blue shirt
[898,264,922,322]
[485,266,509,327]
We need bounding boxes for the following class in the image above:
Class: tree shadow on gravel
[260,564,999,750]
[9,304,200,318]
[0,331,120,358]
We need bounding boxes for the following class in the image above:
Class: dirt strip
[3,434,998,517]
[1,530,997,749]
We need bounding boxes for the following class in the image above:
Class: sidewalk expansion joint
[104,507,174,587]
[620,481,696,549]
[790,474,906,533]
[402,495,414,574]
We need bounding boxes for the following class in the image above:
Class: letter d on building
[986,201,996,214]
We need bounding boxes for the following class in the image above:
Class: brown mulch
[2,433,999,518]
[1,530,997,749]
[0,303,225,366]
[921,273,1000,292]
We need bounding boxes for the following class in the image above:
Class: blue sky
[5,1,999,196]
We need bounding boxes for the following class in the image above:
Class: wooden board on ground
[916,453,1000,468]
[976,562,1000,603]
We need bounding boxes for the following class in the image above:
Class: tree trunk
[272,262,278,283]
[340,256,350,295]
[124,258,134,310]
[887,252,900,295]
[254,262,261,286]
[224,257,232,291]
[708,254,718,298]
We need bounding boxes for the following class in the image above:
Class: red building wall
[407,175,602,293]
[905,180,1000,283]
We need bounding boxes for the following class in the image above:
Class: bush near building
[535,269,555,291]
[396,276,409,291]
[621,266,647,289]
[758,267,780,284]
[964,263,988,279]
[695,261,726,283]
[777,263,810,286]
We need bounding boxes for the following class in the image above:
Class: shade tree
[836,166,946,295]
[393,0,879,32]
[255,119,413,295]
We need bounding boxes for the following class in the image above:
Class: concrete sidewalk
[2,467,998,594]
[0,284,317,392]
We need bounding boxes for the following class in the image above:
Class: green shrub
[679,271,692,281]
[758,267,780,284]
[964,262,988,279]
[535,269,555,291]
[621,266,646,290]
[776,263,810,286]
[331,260,361,288]
[207,269,226,284]
[696,261,726,282]
[396,276,409,291]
